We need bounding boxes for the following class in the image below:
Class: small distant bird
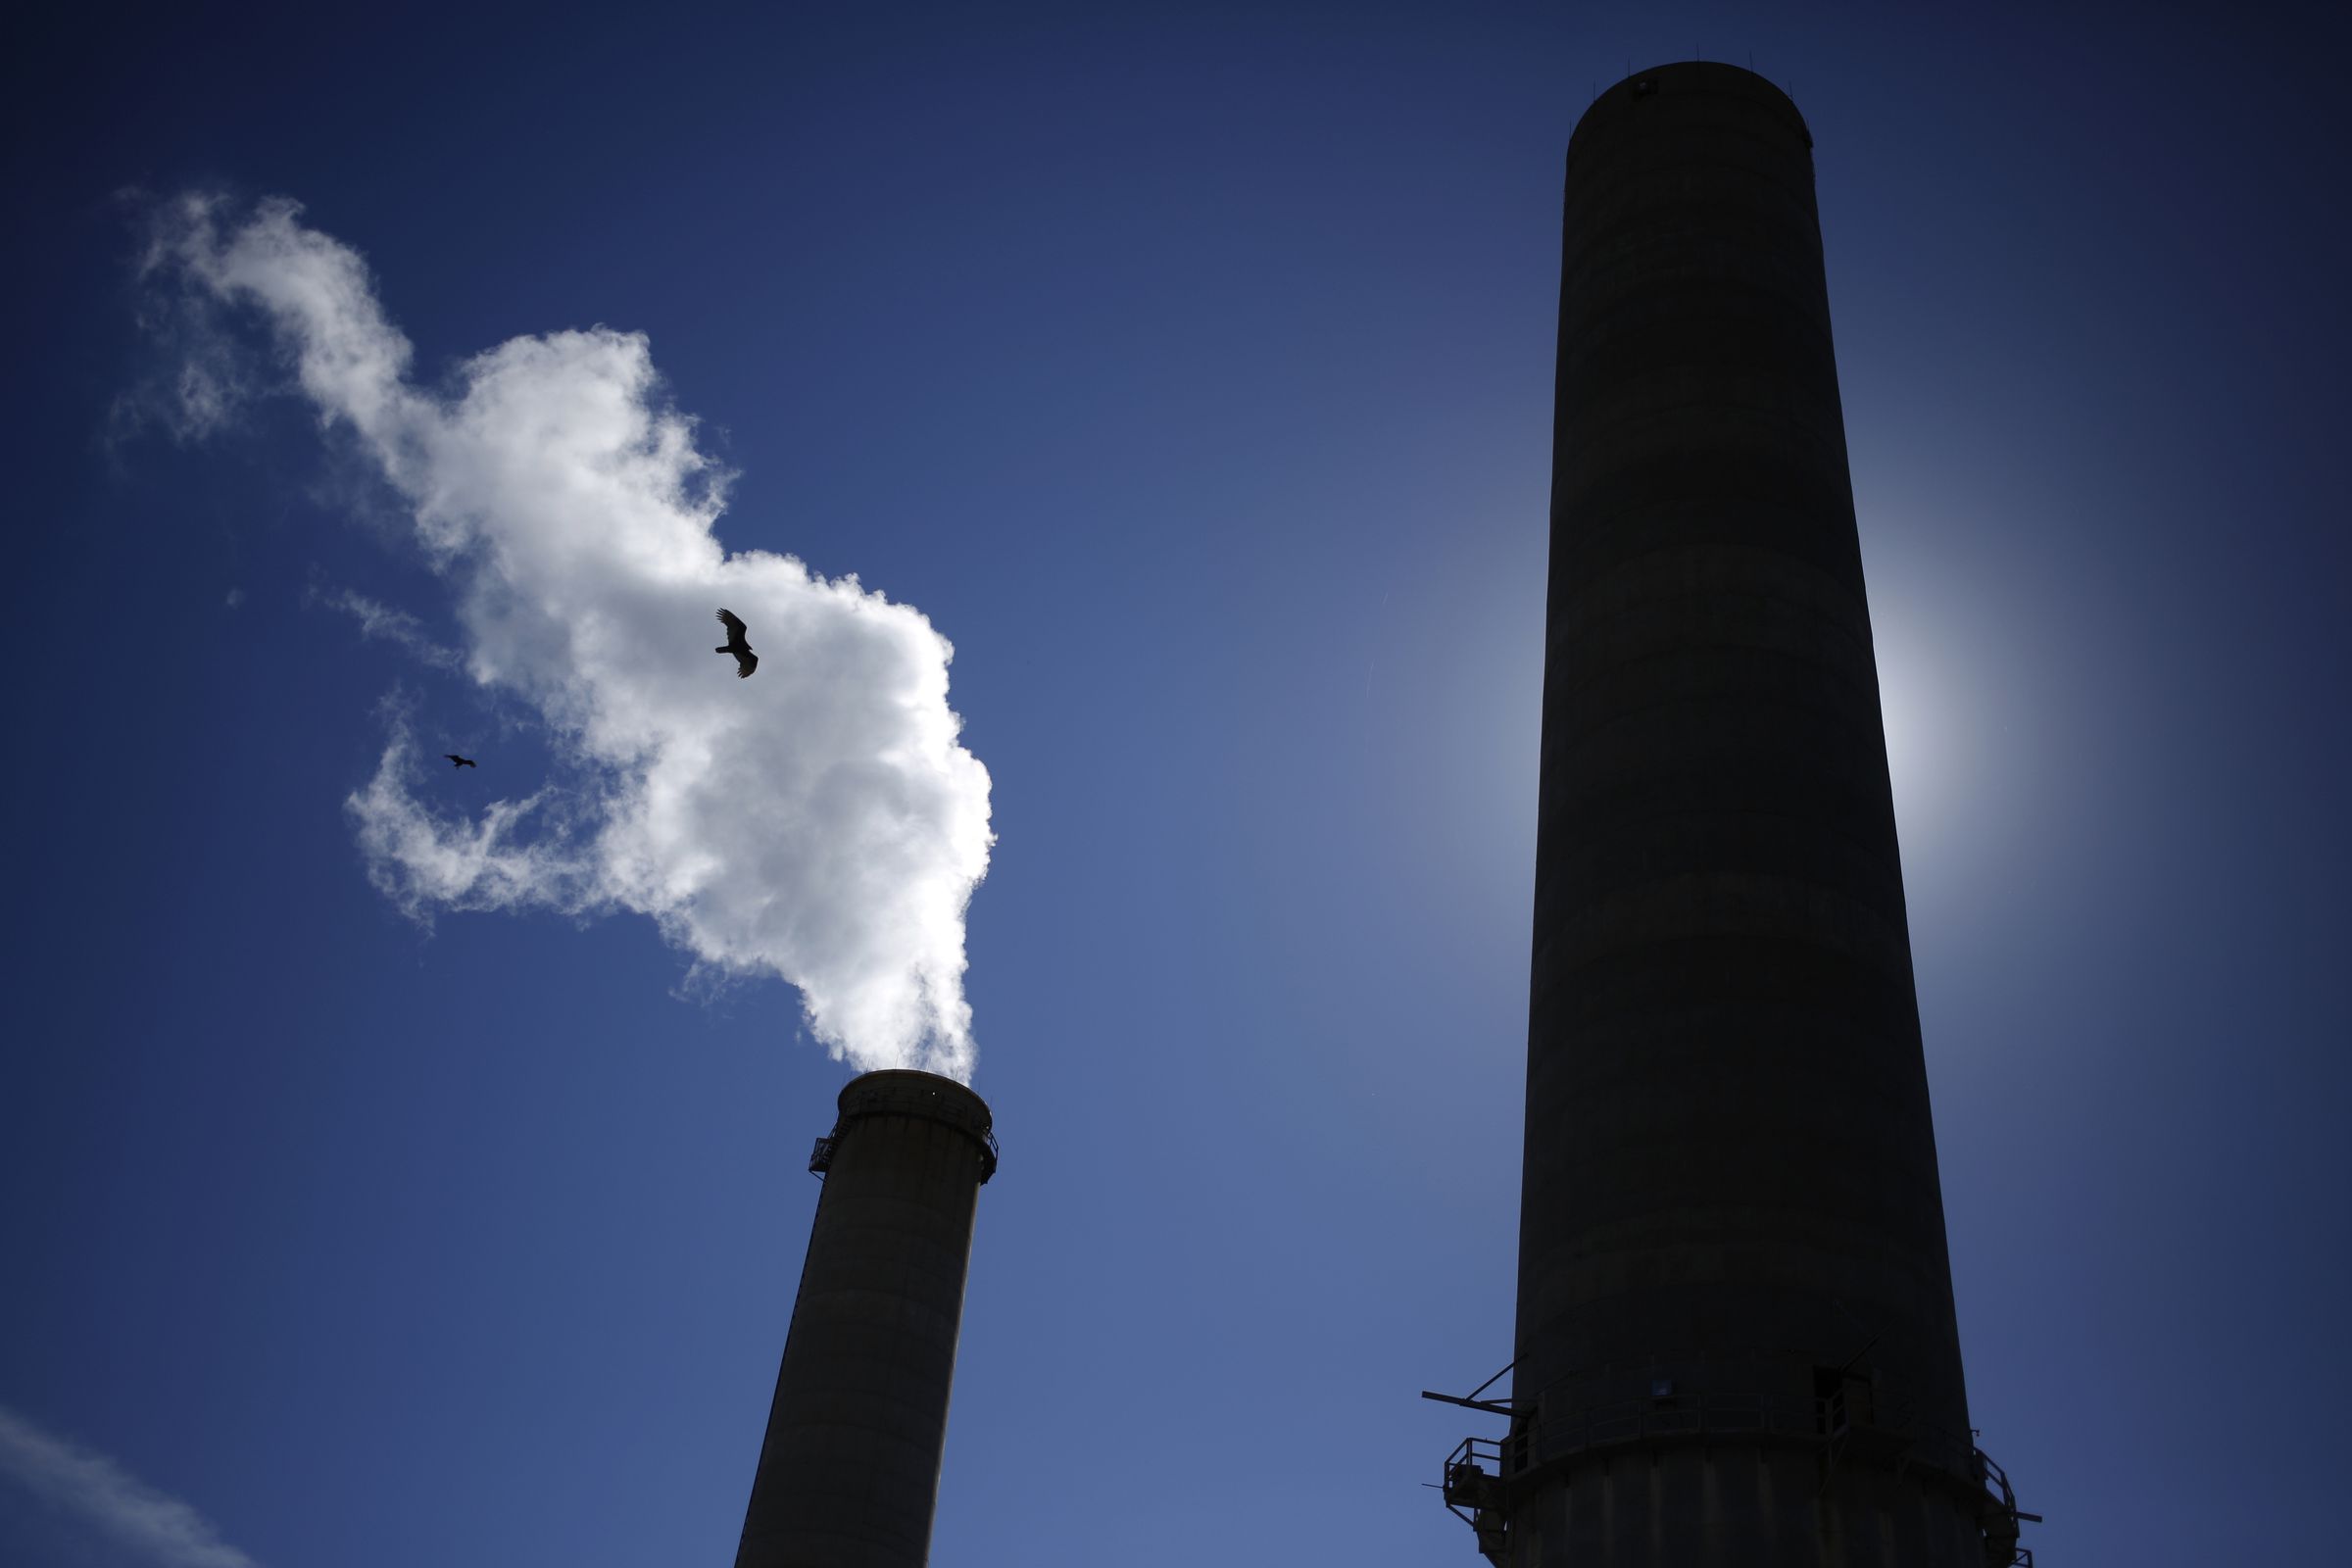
[714,608,758,678]
[445,754,477,769]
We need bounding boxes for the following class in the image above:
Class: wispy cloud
[108,203,255,450]
[347,706,586,924]
[0,1404,263,1568]
[309,585,465,671]
[141,194,994,1079]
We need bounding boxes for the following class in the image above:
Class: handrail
[1439,1438,1509,1531]
[1497,1389,1982,1481]
[1436,1391,2034,1560]
[809,1077,999,1182]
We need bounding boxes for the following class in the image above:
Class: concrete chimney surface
[734,1070,995,1568]
[1492,62,2001,1565]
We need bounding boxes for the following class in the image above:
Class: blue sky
[3,3,2347,1565]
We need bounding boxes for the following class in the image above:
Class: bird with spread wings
[714,609,758,678]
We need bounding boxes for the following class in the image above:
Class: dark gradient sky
[4,4,2346,1565]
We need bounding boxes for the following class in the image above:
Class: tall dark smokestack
[735,1069,997,1568]
[1435,64,2029,1566]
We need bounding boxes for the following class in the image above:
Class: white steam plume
[147,195,992,1079]
[0,1403,264,1568]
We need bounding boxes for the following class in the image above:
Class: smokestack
[735,1069,997,1568]
[1434,64,2030,1566]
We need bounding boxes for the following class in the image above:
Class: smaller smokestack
[735,1069,998,1568]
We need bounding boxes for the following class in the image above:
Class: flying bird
[715,609,759,678]
[445,754,477,768]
